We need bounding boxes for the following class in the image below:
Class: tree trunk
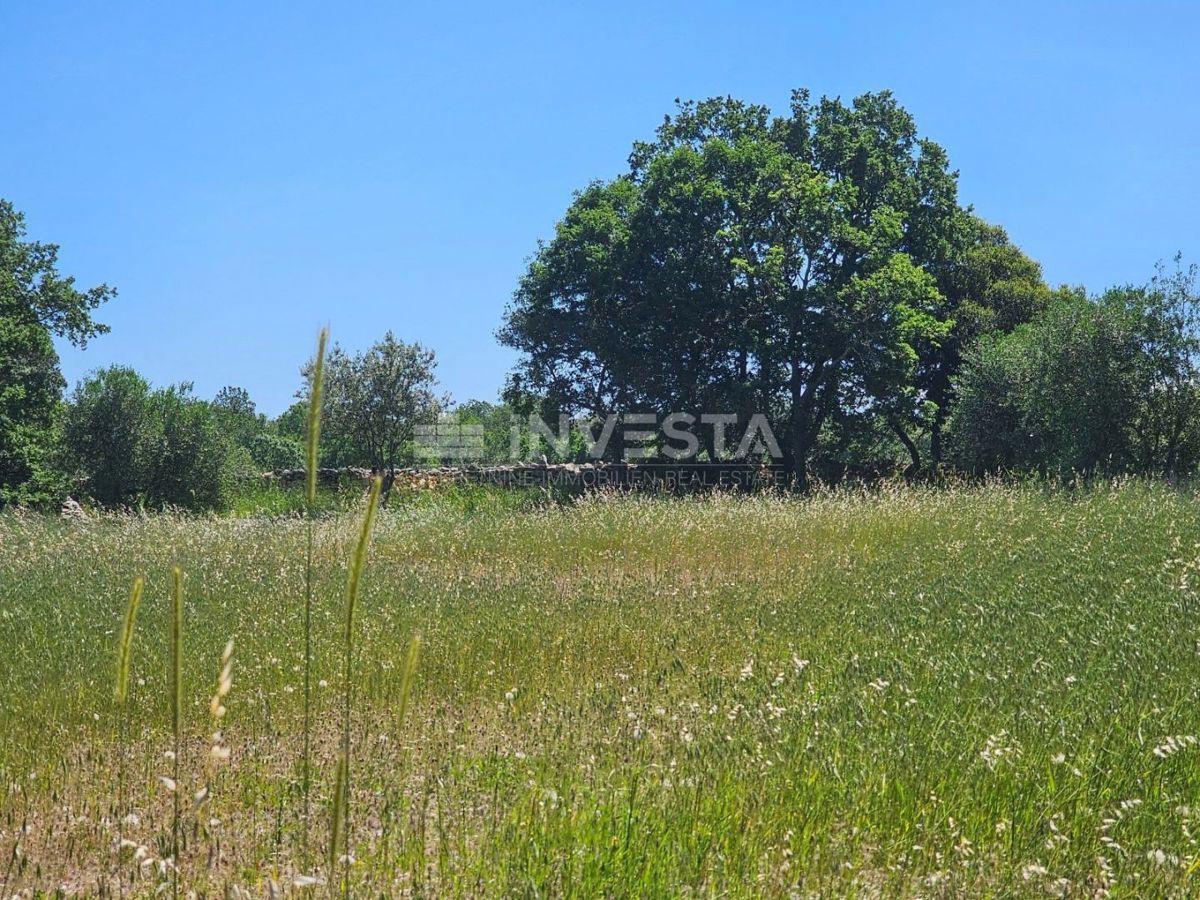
[380,466,396,508]
[890,419,922,479]
[785,357,831,492]
[927,368,952,473]
[929,421,943,471]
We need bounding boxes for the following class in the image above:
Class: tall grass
[8,481,1200,894]
[333,475,381,895]
[113,576,144,896]
[395,634,421,728]
[169,566,183,900]
[197,639,233,855]
[302,326,327,861]
[114,577,145,707]
[328,752,346,896]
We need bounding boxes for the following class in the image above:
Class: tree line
[0,200,453,510]
[499,90,1200,484]
[3,88,1200,510]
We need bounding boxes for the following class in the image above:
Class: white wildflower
[1153,735,1197,758]
[1021,862,1048,881]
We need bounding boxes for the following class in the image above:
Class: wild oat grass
[113,576,143,897]
[303,326,328,864]
[114,578,144,707]
[334,474,381,897]
[168,567,183,900]
[3,481,1200,895]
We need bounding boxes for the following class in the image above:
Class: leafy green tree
[0,199,114,504]
[142,385,233,510]
[899,215,1049,471]
[60,366,151,506]
[212,386,264,444]
[273,400,308,444]
[210,385,304,470]
[949,265,1200,477]
[1130,261,1200,474]
[500,91,998,484]
[245,432,305,470]
[62,368,235,510]
[310,332,445,501]
[447,399,515,464]
[0,317,66,504]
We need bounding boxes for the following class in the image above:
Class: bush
[949,272,1200,477]
[141,386,233,510]
[60,367,152,505]
[245,432,305,471]
[61,368,236,510]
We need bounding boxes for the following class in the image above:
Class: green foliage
[500,90,1032,482]
[0,200,113,345]
[142,384,234,510]
[273,400,308,444]
[306,332,445,479]
[211,386,264,445]
[908,216,1051,468]
[244,432,305,471]
[949,264,1200,477]
[60,367,236,510]
[448,399,518,464]
[0,318,64,503]
[211,385,307,471]
[224,477,358,518]
[0,199,113,505]
[60,366,152,506]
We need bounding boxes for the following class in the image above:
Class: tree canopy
[309,332,445,501]
[0,200,114,504]
[950,263,1200,477]
[500,90,1047,482]
[60,368,236,510]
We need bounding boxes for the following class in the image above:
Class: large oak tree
[500,91,1044,483]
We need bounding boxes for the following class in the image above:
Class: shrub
[60,366,153,505]
[61,368,236,510]
[245,432,305,471]
[949,271,1200,477]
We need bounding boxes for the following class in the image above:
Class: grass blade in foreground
[395,634,421,728]
[113,576,144,896]
[114,577,144,706]
[170,567,183,900]
[328,751,347,899]
[335,475,381,897]
[303,326,327,861]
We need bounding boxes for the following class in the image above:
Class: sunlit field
[4,482,1200,897]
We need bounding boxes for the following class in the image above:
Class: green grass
[224,478,358,518]
[3,481,1200,896]
[225,477,554,519]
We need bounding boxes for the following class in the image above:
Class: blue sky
[3,2,1198,414]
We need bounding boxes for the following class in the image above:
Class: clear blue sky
[3,2,1198,415]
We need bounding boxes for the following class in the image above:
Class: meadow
[3,481,1200,897]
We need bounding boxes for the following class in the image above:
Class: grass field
[3,482,1200,896]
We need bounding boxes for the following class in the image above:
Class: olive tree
[313,332,445,503]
